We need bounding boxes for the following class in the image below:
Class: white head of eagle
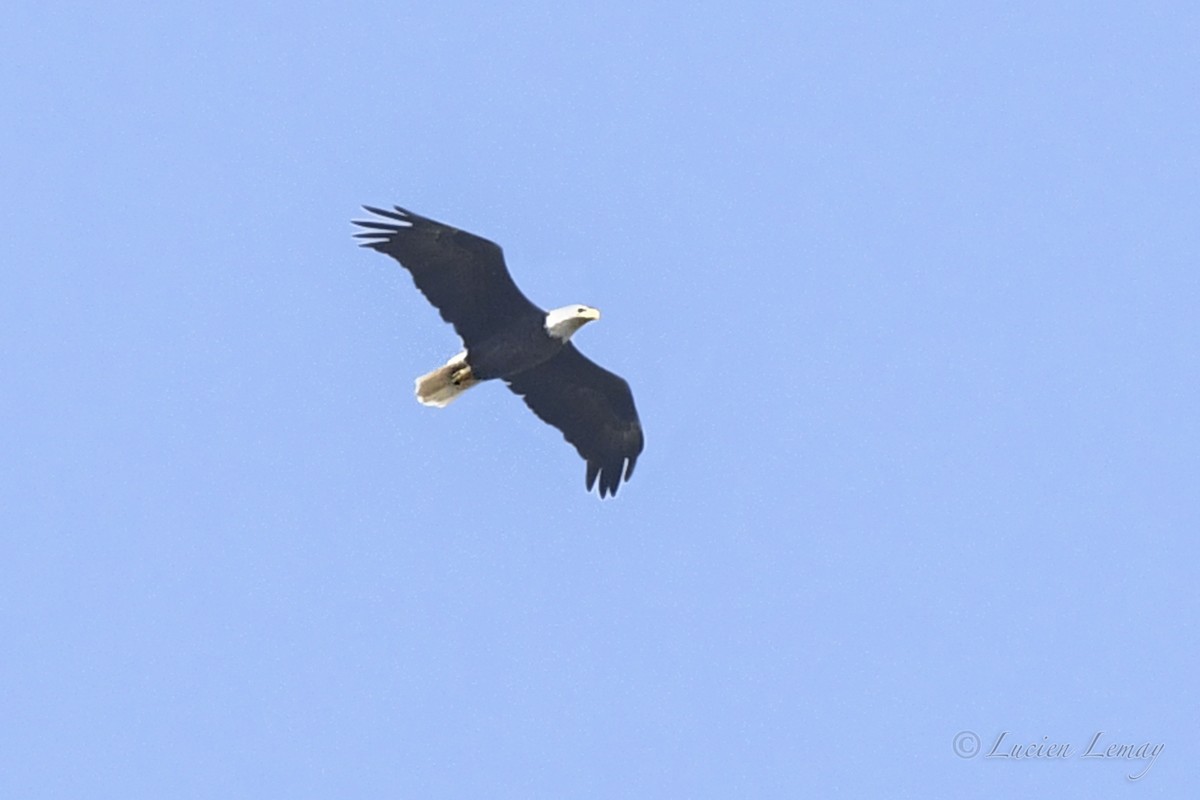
[545,305,601,341]
[353,205,644,498]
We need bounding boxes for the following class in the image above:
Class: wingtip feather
[352,220,405,232]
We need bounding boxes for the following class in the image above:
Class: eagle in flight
[354,205,644,498]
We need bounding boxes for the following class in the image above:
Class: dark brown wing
[505,344,644,498]
[353,206,543,344]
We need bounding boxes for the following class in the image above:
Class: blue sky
[3,2,1197,797]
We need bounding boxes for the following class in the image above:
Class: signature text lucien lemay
[985,731,1164,780]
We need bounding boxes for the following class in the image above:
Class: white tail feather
[415,351,478,407]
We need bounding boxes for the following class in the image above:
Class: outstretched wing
[353,206,543,344]
[505,344,644,498]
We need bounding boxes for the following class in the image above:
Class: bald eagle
[353,205,644,498]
